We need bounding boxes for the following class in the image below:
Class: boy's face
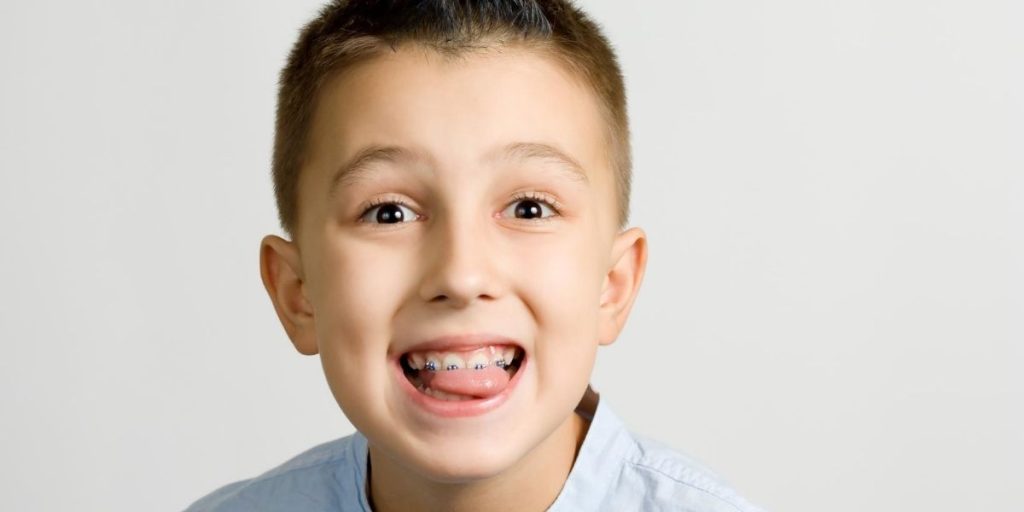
[260,45,646,482]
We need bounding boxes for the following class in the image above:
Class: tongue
[420,366,510,399]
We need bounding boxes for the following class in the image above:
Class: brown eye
[502,197,557,220]
[360,202,418,224]
[515,200,543,219]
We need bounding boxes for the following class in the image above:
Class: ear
[259,235,319,355]
[597,227,648,346]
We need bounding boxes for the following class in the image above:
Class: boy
[188,1,764,510]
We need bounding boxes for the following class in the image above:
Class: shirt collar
[548,385,636,510]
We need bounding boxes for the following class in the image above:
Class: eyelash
[357,197,416,225]
[508,191,562,218]
[356,192,562,224]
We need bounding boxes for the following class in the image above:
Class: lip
[392,333,527,418]
[393,333,525,357]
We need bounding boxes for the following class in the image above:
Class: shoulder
[619,432,767,512]
[183,433,367,512]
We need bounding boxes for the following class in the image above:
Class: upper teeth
[443,354,464,370]
[468,352,490,369]
[406,345,518,371]
[408,352,426,370]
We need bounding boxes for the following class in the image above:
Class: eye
[359,201,419,224]
[501,193,559,220]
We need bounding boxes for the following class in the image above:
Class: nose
[417,212,503,308]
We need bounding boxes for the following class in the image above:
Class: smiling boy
[187,1,763,511]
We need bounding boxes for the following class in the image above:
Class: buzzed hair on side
[272,0,631,238]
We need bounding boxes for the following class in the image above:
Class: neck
[367,411,590,512]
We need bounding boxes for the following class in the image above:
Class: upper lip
[395,333,524,356]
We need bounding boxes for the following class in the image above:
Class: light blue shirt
[185,388,765,511]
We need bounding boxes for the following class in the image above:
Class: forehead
[301,44,614,209]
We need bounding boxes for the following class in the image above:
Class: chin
[395,432,528,483]
[409,442,522,484]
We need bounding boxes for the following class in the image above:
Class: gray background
[1,0,1021,510]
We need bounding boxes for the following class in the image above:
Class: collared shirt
[185,388,765,511]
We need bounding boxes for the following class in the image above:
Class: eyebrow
[326,141,589,198]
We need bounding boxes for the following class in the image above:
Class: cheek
[314,240,422,422]
[517,229,604,341]
[521,226,603,300]
[315,239,417,360]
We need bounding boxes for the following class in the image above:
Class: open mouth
[400,344,525,401]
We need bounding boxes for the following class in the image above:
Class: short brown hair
[273,0,631,237]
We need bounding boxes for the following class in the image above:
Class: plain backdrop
[1,0,1021,511]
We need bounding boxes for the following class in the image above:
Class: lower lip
[393,355,527,418]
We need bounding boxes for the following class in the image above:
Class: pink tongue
[420,366,510,399]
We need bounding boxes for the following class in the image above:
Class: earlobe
[597,227,648,346]
[259,235,319,355]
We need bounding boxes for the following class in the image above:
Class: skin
[259,43,647,512]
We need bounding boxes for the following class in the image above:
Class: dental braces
[421,358,509,372]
